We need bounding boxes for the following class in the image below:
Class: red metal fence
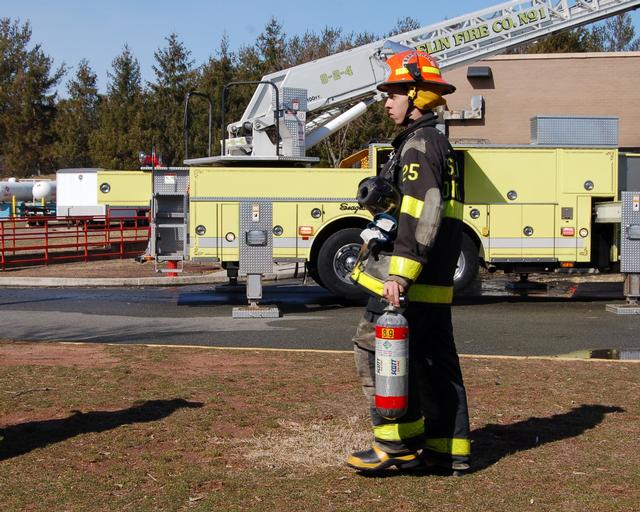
[0,213,151,270]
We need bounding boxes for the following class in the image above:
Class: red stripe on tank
[375,395,408,409]
[375,326,408,340]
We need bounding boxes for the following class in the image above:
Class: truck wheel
[454,232,480,291]
[316,228,366,300]
[306,262,324,287]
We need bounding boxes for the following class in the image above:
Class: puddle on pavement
[458,274,624,300]
[460,276,575,298]
[557,348,640,360]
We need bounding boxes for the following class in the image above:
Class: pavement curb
[0,268,299,287]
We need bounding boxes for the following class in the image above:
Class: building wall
[444,52,640,149]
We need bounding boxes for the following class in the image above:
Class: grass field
[1,341,638,511]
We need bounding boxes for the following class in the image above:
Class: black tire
[454,232,480,291]
[306,261,324,287]
[316,228,366,300]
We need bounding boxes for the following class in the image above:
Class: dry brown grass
[0,341,638,512]
[236,416,371,470]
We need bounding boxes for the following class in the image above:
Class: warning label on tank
[375,355,407,377]
[375,326,408,340]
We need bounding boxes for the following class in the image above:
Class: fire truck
[147,0,640,315]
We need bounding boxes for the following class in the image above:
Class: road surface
[0,277,637,357]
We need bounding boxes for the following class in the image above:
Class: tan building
[445,52,640,150]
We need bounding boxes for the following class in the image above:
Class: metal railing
[0,211,151,270]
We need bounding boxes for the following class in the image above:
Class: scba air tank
[375,305,409,420]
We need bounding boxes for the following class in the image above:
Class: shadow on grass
[469,403,624,473]
[366,404,624,478]
[0,398,203,461]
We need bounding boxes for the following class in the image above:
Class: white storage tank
[0,178,34,202]
[32,181,57,201]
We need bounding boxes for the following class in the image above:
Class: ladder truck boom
[210,0,639,163]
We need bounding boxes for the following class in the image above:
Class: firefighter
[348,48,471,474]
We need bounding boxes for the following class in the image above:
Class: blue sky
[2,0,639,95]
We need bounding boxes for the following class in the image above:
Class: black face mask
[356,175,401,216]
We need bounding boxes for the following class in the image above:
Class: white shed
[56,168,106,217]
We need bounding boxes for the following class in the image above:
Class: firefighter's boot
[346,445,423,473]
[419,452,471,477]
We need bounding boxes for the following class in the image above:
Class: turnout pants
[353,300,471,464]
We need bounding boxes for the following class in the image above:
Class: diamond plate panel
[531,116,618,146]
[275,87,307,158]
[153,169,189,194]
[153,226,187,259]
[621,191,640,273]
[239,202,273,275]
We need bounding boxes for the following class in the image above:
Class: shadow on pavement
[0,297,69,307]
[177,284,367,313]
[469,403,624,473]
[0,398,203,461]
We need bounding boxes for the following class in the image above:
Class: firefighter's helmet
[377,49,455,95]
[357,176,402,216]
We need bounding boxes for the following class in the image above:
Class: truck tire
[306,262,324,287]
[316,228,366,300]
[454,232,479,291]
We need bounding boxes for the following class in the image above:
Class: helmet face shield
[357,176,402,216]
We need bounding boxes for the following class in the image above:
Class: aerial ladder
[170,0,640,315]
[183,0,640,167]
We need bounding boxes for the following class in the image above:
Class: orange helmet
[377,49,455,95]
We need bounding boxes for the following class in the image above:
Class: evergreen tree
[53,59,99,168]
[229,40,263,126]
[90,45,147,169]
[387,16,421,37]
[286,27,344,65]
[198,33,236,156]
[147,33,197,165]
[0,18,64,176]
[256,17,288,73]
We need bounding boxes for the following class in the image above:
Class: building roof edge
[485,51,640,61]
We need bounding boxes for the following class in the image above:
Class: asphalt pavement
[0,277,637,357]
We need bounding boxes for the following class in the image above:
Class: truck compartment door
[521,204,556,259]
[272,202,298,258]
[489,204,523,258]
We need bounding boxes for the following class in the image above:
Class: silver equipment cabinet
[607,191,640,314]
[150,168,190,273]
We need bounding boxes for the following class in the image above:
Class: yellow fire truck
[178,143,626,299]
[146,0,640,314]
[97,170,152,218]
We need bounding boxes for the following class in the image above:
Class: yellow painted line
[460,354,640,364]
[53,341,640,363]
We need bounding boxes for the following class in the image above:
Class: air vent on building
[530,116,619,146]
[467,66,492,79]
